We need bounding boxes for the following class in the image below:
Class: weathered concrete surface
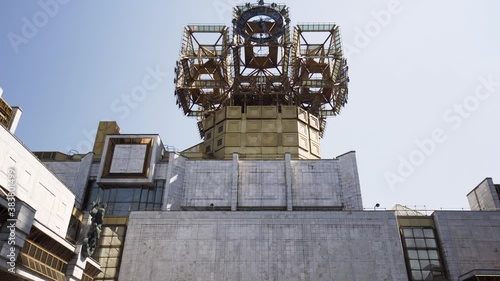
[467,178,500,211]
[119,211,408,281]
[433,211,500,280]
[162,151,363,211]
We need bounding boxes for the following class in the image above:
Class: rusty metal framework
[174,1,349,137]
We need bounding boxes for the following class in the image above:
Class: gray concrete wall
[119,211,408,281]
[238,161,286,209]
[337,151,363,210]
[182,160,233,209]
[42,153,93,208]
[160,152,363,211]
[291,160,342,208]
[433,211,500,280]
[467,178,500,211]
[164,153,186,211]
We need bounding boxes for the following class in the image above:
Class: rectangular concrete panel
[119,211,408,281]
[262,106,278,118]
[261,120,277,132]
[433,211,500,280]
[226,120,241,133]
[246,106,262,118]
[227,106,242,119]
[182,161,233,209]
[238,161,286,208]
[282,120,298,133]
[282,106,298,119]
[246,120,262,132]
[215,107,226,124]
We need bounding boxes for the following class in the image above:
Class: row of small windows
[84,180,164,216]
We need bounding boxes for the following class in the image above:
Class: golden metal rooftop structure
[174,1,349,159]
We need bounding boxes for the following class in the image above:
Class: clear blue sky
[1,0,499,210]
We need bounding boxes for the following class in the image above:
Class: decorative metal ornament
[235,5,286,43]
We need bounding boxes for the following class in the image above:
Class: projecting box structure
[174,1,349,159]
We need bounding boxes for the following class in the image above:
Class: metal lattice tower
[174,1,349,158]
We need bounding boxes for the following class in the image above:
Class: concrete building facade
[1,2,500,281]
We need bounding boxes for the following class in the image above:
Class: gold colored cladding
[397,216,436,228]
[204,114,214,129]
[310,140,320,156]
[297,107,308,123]
[226,120,241,132]
[93,121,121,160]
[281,106,298,119]
[0,97,13,128]
[19,240,68,281]
[226,106,242,119]
[215,107,226,124]
[262,106,278,118]
[309,128,320,143]
[246,106,262,118]
[202,106,321,160]
[309,114,320,130]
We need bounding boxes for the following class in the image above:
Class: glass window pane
[114,202,131,213]
[425,238,437,248]
[140,189,148,203]
[139,202,147,211]
[410,260,420,269]
[132,188,141,201]
[148,189,155,202]
[412,270,422,280]
[155,187,163,203]
[131,202,139,211]
[423,229,435,238]
[428,250,438,259]
[429,259,441,269]
[421,270,431,280]
[102,189,110,202]
[415,239,426,248]
[418,250,429,259]
[405,238,415,247]
[403,228,413,237]
[109,189,117,201]
[408,250,418,259]
[413,228,424,238]
[115,189,134,202]
[419,260,430,270]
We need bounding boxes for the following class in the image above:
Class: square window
[415,239,426,248]
[403,228,413,237]
[408,250,418,259]
[419,260,430,270]
[421,270,431,280]
[418,250,429,259]
[405,238,415,247]
[428,250,439,259]
[410,260,421,270]
[413,228,424,238]
[425,238,437,248]
[423,229,435,238]
[412,270,422,280]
